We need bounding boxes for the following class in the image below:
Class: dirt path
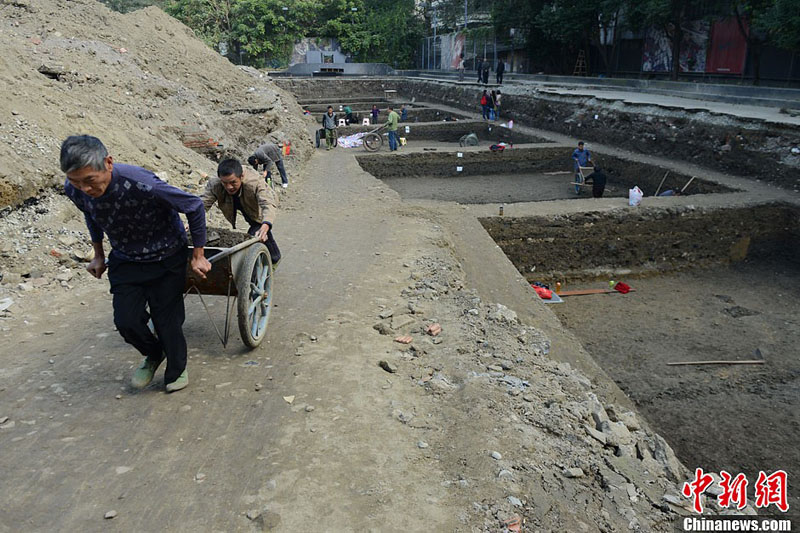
[0,137,692,531]
[0,148,459,530]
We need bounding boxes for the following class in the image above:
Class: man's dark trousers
[266,159,288,185]
[247,223,281,265]
[109,247,188,384]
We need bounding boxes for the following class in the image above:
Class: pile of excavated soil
[0,0,314,290]
[0,0,314,210]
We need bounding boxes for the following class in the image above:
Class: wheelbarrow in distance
[184,236,274,348]
[315,127,338,149]
[362,124,388,152]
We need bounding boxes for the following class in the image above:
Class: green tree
[755,0,800,52]
[167,0,235,50]
[230,0,319,67]
[355,0,425,66]
[728,0,772,85]
[532,0,625,75]
[167,0,425,68]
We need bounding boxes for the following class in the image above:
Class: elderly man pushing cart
[62,135,211,393]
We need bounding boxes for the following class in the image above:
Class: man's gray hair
[60,135,108,173]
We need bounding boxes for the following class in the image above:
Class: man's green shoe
[131,357,162,389]
[166,370,188,393]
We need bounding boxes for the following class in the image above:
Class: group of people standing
[479,89,502,120]
[475,59,505,85]
[321,103,407,151]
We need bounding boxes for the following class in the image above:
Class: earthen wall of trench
[481,204,800,281]
[356,148,732,195]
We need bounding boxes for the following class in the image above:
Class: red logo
[681,469,789,513]
[718,471,748,510]
[754,470,789,513]
[682,468,715,514]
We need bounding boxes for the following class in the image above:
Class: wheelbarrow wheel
[363,132,382,152]
[315,129,321,148]
[236,243,273,348]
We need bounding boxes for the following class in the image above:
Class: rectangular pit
[481,203,800,515]
[357,147,733,203]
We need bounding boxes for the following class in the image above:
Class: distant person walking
[482,62,490,84]
[572,141,592,169]
[489,90,498,120]
[480,90,489,120]
[385,105,400,151]
[400,104,408,122]
[371,104,379,125]
[496,60,505,84]
[572,140,593,188]
[322,106,337,150]
[458,55,465,81]
[476,58,483,83]
[495,90,502,119]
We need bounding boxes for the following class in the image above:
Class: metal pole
[432,8,437,70]
[493,35,497,70]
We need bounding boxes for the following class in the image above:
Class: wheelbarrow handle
[207,236,261,265]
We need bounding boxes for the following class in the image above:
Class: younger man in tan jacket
[201,158,281,265]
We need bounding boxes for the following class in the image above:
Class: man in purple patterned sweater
[62,135,211,393]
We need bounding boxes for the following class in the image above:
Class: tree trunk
[607,11,621,77]
[752,41,761,86]
[670,23,683,81]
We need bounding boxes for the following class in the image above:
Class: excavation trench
[357,147,733,203]
[286,82,798,515]
[482,203,800,515]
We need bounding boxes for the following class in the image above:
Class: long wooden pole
[654,171,669,196]
[666,360,765,366]
[680,175,697,193]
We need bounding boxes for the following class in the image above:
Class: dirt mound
[0,0,314,209]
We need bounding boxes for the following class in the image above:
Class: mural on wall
[642,27,672,71]
[440,32,466,70]
[290,38,344,66]
[642,21,709,72]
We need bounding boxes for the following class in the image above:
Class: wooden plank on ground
[666,360,765,366]
[558,288,636,296]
